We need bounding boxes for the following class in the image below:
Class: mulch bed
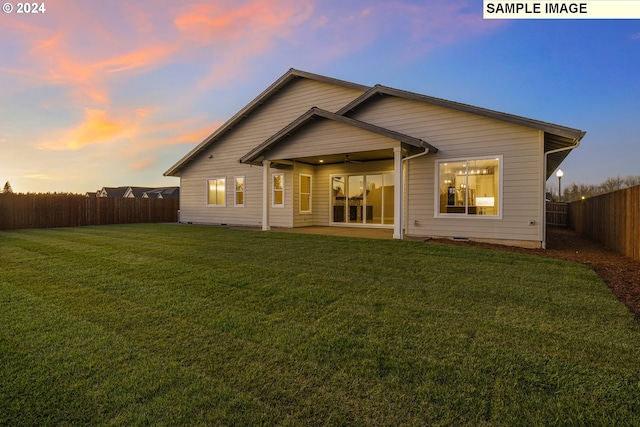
[427,228,640,324]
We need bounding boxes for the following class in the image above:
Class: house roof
[240,107,438,166]
[337,85,586,179]
[164,69,369,177]
[165,69,586,179]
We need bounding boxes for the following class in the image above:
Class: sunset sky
[1,0,638,194]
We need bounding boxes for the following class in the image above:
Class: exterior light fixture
[556,169,564,202]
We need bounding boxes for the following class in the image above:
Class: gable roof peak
[164,68,368,177]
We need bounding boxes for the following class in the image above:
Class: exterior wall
[350,96,544,245]
[178,78,364,226]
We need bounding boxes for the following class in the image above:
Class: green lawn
[1,224,639,426]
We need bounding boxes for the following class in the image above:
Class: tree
[561,175,640,202]
[2,181,13,194]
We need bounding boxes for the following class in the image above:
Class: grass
[1,224,639,426]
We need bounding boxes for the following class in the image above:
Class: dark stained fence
[569,185,640,263]
[546,202,568,228]
[0,194,179,230]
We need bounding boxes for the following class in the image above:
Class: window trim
[272,173,285,208]
[434,156,503,219]
[299,174,312,214]
[234,176,245,207]
[206,177,227,207]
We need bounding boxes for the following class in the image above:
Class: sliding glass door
[331,173,394,226]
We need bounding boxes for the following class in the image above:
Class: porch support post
[393,146,403,240]
[262,160,271,231]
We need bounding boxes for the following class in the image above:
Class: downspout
[399,147,431,240]
[542,137,581,248]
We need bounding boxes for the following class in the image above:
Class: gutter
[542,137,581,249]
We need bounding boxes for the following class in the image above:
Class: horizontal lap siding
[266,120,400,160]
[178,79,364,226]
[352,97,543,244]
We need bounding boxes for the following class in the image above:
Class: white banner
[484,1,640,19]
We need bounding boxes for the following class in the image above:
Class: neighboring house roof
[337,85,586,179]
[240,107,439,166]
[164,69,370,177]
[124,187,156,198]
[142,187,180,199]
[98,186,180,198]
[98,187,128,197]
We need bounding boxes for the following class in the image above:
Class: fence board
[569,185,640,263]
[546,202,568,228]
[0,195,178,230]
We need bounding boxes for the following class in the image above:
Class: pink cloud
[38,109,128,151]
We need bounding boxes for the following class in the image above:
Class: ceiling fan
[344,154,361,164]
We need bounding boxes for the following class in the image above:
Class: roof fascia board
[240,107,437,165]
[339,85,586,142]
[164,69,369,176]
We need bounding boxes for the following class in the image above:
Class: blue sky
[1,0,638,194]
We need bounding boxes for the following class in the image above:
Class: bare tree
[561,175,640,201]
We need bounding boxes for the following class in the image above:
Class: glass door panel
[382,173,394,224]
[348,175,364,224]
[366,174,382,224]
[332,176,345,222]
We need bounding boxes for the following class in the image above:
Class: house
[164,69,585,248]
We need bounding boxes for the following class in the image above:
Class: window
[299,174,312,213]
[272,173,284,207]
[235,176,244,207]
[437,157,501,217]
[207,178,226,206]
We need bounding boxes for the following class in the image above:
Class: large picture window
[207,178,226,206]
[437,157,501,217]
[272,173,284,207]
[299,174,312,213]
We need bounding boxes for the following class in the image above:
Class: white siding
[266,119,400,160]
[178,78,364,226]
[351,96,544,245]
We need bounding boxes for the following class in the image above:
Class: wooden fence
[568,185,640,262]
[0,194,179,230]
[546,202,568,228]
